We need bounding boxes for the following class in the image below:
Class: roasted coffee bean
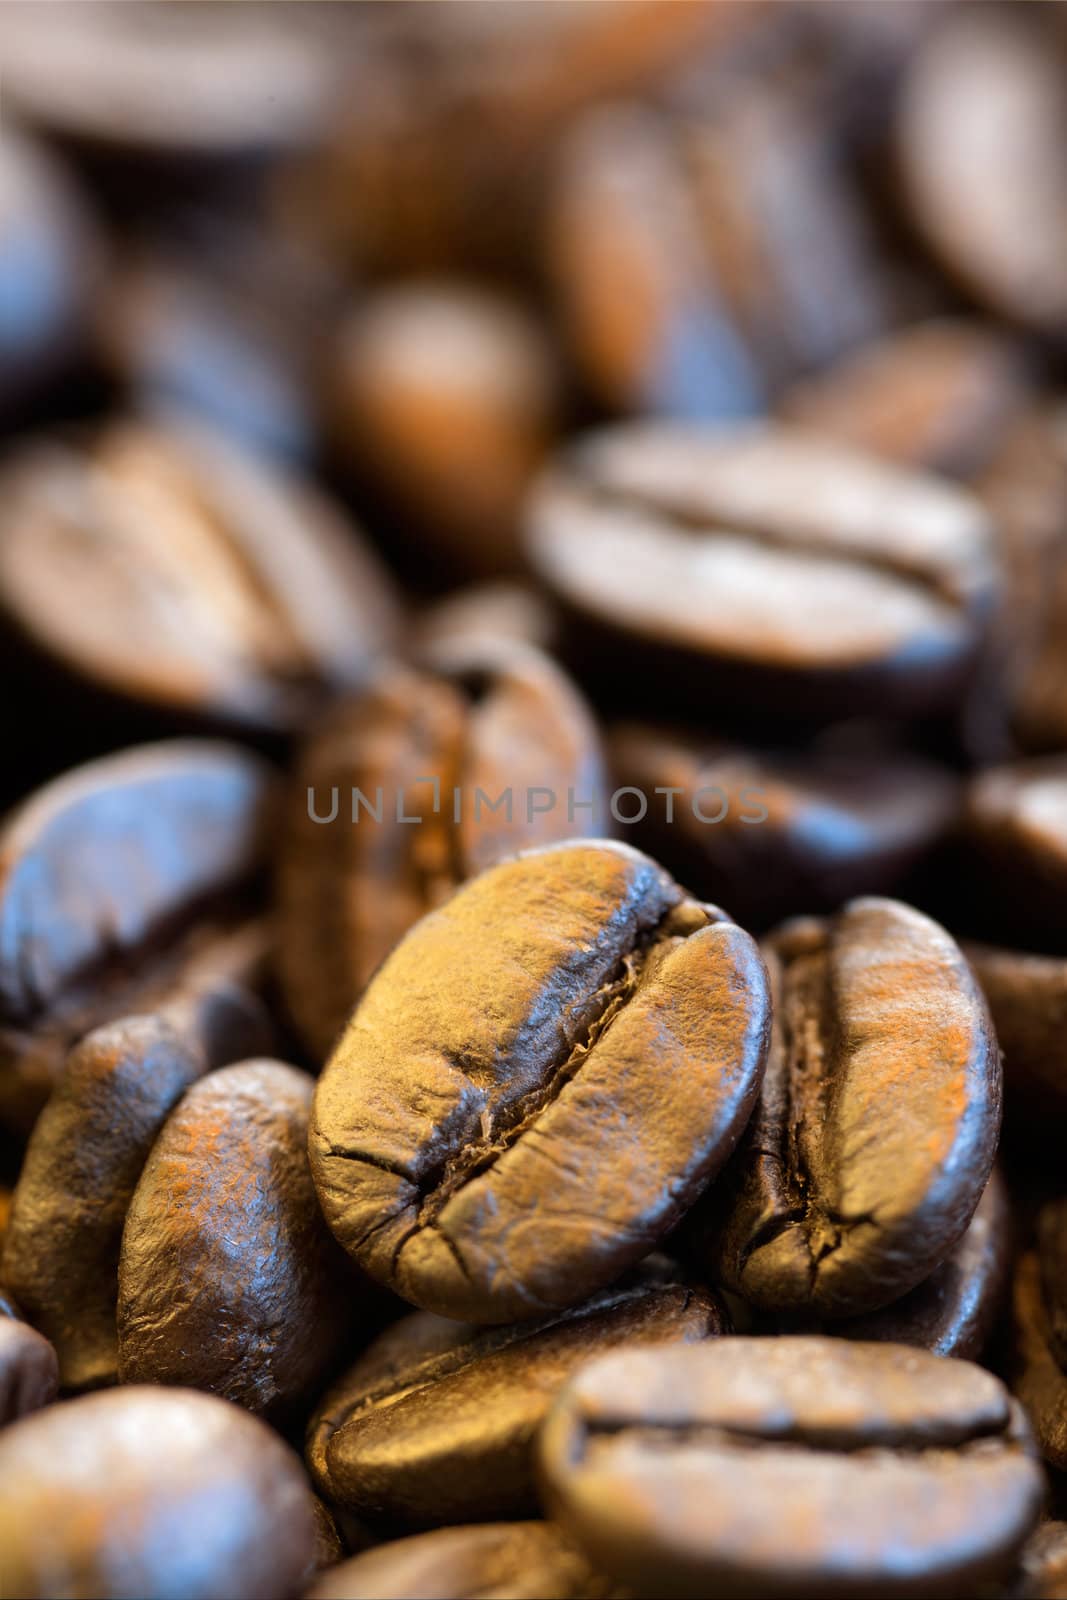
[305,1521,619,1600]
[609,722,957,931]
[414,583,557,660]
[0,420,398,737]
[306,1271,725,1528]
[330,283,559,579]
[3,946,275,1391]
[898,8,1067,332]
[547,101,762,420]
[0,131,103,421]
[310,840,771,1323]
[0,1386,316,1600]
[0,1318,58,1428]
[1012,1251,1067,1472]
[687,897,1000,1317]
[0,741,274,1131]
[526,423,998,721]
[968,944,1067,1133]
[0,1,339,172]
[965,762,1067,947]
[539,1338,1045,1600]
[278,641,606,1060]
[1010,1521,1067,1600]
[836,1169,1009,1361]
[117,1060,356,1418]
[780,319,1028,478]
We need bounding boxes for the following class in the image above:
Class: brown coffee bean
[117,1060,358,1418]
[0,741,274,1131]
[964,761,1067,946]
[0,420,398,736]
[0,1318,58,1428]
[2,944,275,1391]
[1010,1521,1067,1600]
[689,898,1000,1317]
[306,1272,725,1528]
[609,722,957,930]
[310,840,770,1323]
[836,1168,1009,1361]
[780,319,1028,478]
[898,8,1067,331]
[0,1386,316,1600]
[413,583,557,659]
[539,1338,1044,1600]
[526,423,998,721]
[967,943,1067,1133]
[1038,1198,1067,1375]
[330,282,559,579]
[277,640,605,1060]
[305,1521,619,1600]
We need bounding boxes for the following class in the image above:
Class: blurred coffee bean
[0,741,274,1132]
[968,944,1067,1135]
[0,1319,58,1428]
[305,1521,618,1600]
[547,101,763,419]
[413,583,558,658]
[964,761,1067,947]
[836,1168,1009,1361]
[526,423,998,721]
[979,406,1067,755]
[608,722,957,930]
[330,283,559,579]
[1010,1521,1067,1600]
[3,950,276,1391]
[277,640,605,1060]
[0,420,399,738]
[688,898,1000,1318]
[298,1,739,275]
[898,8,1067,332]
[0,130,104,422]
[117,1060,356,1418]
[309,1495,346,1576]
[0,1386,316,1600]
[0,1,342,184]
[306,1272,724,1528]
[1038,1199,1067,1375]
[94,251,320,463]
[1013,1251,1067,1473]
[780,319,1029,477]
[539,1338,1044,1600]
[310,841,770,1323]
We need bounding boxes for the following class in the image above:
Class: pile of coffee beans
[4,4,1067,1597]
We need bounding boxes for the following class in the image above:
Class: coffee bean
[0,1318,58,1428]
[780,319,1028,478]
[547,102,763,420]
[539,1338,1044,1600]
[278,641,606,1061]
[526,423,998,721]
[0,131,103,422]
[898,8,1067,331]
[306,1271,725,1528]
[304,1521,619,1600]
[0,1386,316,1600]
[329,283,559,579]
[609,722,957,930]
[965,761,1067,947]
[310,839,770,1323]
[414,583,557,660]
[1012,1251,1067,1473]
[967,944,1067,1133]
[0,420,398,737]
[117,1060,357,1418]
[0,741,274,1132]
[2,947,275,1391]
[1038,1200,1067,1374]
[1010,1520,1067,1600]
[687,897,1000,1317]
[837,1168,1009,1360]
